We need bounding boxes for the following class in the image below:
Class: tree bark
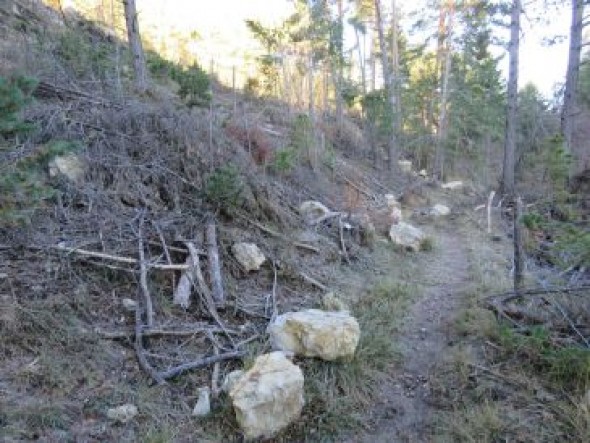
[434,0,455,180]
[561,0,584,164]
[123,0,148,93]
[501,0,520,196]
[513,196,524,292]
[374,0,398,171]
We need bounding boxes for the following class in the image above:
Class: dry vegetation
[1,2,589,442]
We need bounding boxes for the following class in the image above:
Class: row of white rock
[224,308,360,439]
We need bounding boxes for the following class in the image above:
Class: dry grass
[431,219,590,443]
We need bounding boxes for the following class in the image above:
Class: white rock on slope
[389,222,426,252]
[268,309,360,361]
[231,242,266,272]
[229,352,304,440]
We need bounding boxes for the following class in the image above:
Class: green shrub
[203,164,243,211]
[56,30,113,80]
[172,62,211,107]
[271,147,297,174]
[0,140,82,225]
[0,75,38,140]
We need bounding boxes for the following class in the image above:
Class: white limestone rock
[431,204,451,217]
[106,404,138,423]
[48,154,85,182]
[299,200,332,224]
[232,242,266,272]
[229,352,304,440]
[268,309,360,361]
[192,387,211,417]
[389,222,426,252]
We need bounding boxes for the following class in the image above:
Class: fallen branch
[542,296,590,348]
[486,285,590,304]
[159,351,245,380]
[338,214,350,264]
[134,299,165,385]
[137,213,154,327]
[206,215,225,305]
[239,215,320,253]
[299,272,329,291]
[95,325,229,339]
[53,243,192,270]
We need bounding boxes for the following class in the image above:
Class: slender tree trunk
[391,0,402,135]
[123,0,148,93]
[334,0,344,127]
[434,0,455,180]
[374,0,398,171]
[561,0,584,165]
[502,0,520,196]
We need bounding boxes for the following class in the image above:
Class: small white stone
[192,387,211,417]
[232,242,266,272]
[106,404,138,423]
[121,298,137,312]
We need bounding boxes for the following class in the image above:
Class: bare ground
[355,224,472,443]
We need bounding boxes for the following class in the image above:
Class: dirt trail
[359,225,471,442]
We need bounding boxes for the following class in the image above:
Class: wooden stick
[487,285,590,302]
[134,301,165,385]
[159,351,245,380]
[338,214,350,263]
[138,213,154,327]
[299,272,329,291]
[206,215,225,305]
[54,243,191,270]
[240,216,320,253]
[95,325,228,339]
[487,190,496,234]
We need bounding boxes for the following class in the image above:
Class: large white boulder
[389,222,426,252]
[268,309,360,361]
[232,243,266,272]
[229,352,304,440]
[48,154,85,182]
[299,200,332,224]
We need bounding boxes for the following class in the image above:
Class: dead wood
[95,325,229,339]
[299,271,329,291]
[53,243,193,270]
[159,351,245,380]
[486,285,590,304]
[240,215,320,253]
[134,300,165,385]
[206,215,225,306]
[137,212,154,327]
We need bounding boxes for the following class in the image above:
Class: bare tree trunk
[334,0,344,127]
[501,0,520,196]
[374,0,398,171]
[434,0,455,180]
[513,196,524,291]
[561,0,584,166]
[123,0,148,93]
[205,216,224,306]
[391,0,402,134]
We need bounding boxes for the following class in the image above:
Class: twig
[205,214,225,305]
[487,190,496,234]
[53,243,191,270]
[299,271,329,291]
[486,285,590,304]
[138,212,154,327]
[152,222,172,265]
[134,300,165,385]
[270,261,279,323]
[159,351,245,380]
[338,214,350,264]
[542,297,590,348]
[95,325,229,339]
[184,242,235,346]
[239,215,320,253]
